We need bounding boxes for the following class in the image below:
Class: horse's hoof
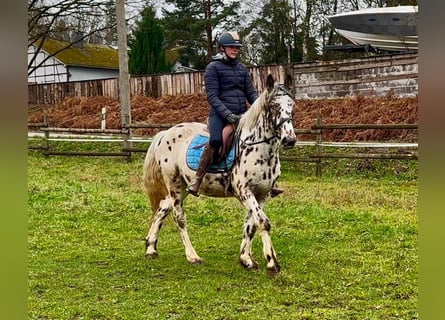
[266,264,281,276]
[187,190,200,197]
[239,259,259,270]
[188,257,203,265]
[145,251,158,259]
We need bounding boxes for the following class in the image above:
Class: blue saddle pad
[186,134,235,172]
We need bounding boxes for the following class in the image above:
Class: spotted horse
[142,75,296,275]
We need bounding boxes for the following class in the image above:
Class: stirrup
[186,179,201,197]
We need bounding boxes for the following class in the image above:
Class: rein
[239,134,277,146]
[238,116,293,147]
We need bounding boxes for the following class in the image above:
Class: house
[28,38,119,84]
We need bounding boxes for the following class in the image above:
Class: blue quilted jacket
[204,54,258,120]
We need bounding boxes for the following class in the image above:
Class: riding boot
[270,186,284,198]
[187,145,215,197]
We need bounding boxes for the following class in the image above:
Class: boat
[327,6,418,52]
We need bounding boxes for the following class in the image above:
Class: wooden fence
[28,53,418,105]
[28,117,418,177]
[27,65,287,105]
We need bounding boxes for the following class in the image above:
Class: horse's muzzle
[281,137,296,149]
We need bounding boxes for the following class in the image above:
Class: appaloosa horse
[142,75,296,275]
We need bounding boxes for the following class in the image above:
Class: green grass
[28,150,417,319]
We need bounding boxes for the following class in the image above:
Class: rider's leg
[186,144,215,197]
[187,115,223,197]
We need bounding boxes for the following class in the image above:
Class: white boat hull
[327,6,418,52]
[334,29,418,51]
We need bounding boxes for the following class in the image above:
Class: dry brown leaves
[28,93,418,142]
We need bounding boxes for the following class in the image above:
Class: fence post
[316,115,322,177]
[116,0,132,162]
[101,107,106,130]
[43,114,49,156]
[122,127,132,162]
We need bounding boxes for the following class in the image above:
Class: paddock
[28,150,418,319]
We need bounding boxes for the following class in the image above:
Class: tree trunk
[204,0,213,62]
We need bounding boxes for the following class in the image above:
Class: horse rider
[186,31,284,198]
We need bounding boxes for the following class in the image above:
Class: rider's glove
[226,113,240,124]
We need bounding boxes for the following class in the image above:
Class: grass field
[28,150,418,319]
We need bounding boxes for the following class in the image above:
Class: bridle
[275,84,294,100]
[239,84,295,147]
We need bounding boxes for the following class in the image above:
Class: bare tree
[28,0,118,76]
[300,0,314,61]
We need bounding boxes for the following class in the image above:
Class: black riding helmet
[218,32,243,47]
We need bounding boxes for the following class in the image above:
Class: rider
[186,31,284,198]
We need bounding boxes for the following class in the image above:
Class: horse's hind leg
[145,198,171,258]
[171,190,202,264]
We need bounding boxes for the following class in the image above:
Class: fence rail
[28,118,418,176]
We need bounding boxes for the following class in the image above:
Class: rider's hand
[226,113,240,124]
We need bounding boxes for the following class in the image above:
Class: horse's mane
[237,85,275,134]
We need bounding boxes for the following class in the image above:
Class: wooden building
[28,38,119,84]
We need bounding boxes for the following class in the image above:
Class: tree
[162,0,239,69]
[128,4,171,75]
[300,0,319,61]
[248,0,295,64]
[103,1,117,45]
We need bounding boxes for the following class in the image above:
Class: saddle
[186,124,236,173]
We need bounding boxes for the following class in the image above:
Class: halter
[239,84,294,147]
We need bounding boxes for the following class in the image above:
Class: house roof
[37,38,119,69]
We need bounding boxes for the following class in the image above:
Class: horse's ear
[266,74,275,90]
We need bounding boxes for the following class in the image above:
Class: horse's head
[265,75,297,149]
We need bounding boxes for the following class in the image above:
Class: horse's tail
[143,131,169,214]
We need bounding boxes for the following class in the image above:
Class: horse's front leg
[171,189,202,265]
[239,212,259,270]
[239,192,281,275]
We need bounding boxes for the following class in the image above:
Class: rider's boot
[186,145,215,197]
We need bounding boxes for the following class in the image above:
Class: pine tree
[251,0,295,64]
[128,5,171,75]
[162,0,240,69]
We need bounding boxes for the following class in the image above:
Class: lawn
[28,151,417,319]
